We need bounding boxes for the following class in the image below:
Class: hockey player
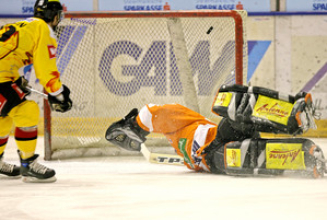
[0,0,72,183]
[106,84,326,178]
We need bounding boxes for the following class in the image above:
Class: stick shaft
[28,87,48,98]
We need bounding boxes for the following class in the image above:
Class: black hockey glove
[14,76,31,96]
[48,85,72,113]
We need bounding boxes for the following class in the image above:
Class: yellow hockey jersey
[0,17,62,94]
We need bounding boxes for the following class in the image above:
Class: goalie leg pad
[105,108,149,152]
[212,84,317,136]
[209,138,326,178]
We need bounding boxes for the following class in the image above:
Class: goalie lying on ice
[105,84,326,178]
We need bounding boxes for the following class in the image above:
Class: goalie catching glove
[105,108,149,152]
[48,85,72,113]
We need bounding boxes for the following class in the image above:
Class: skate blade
[22,176,57,183]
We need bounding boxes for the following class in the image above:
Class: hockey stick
[27,87,48,98]
[140,143,184,166]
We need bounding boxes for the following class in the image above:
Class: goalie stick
[140,144,184,166]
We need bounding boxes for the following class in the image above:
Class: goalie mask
[34,0,64,23]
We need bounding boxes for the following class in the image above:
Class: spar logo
[269,149,301,165]
[22,0,34,14]
[255,103,290,117]
[313,0,327,11]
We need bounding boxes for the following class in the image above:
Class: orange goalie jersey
[0,17,62,94]
[136,104,218,172]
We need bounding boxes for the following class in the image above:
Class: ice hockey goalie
[106,84,326,178]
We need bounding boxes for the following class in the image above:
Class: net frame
[0,10,247,160]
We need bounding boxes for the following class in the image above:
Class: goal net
[1,10,248,159]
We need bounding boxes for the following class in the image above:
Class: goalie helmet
[34,0,64,23]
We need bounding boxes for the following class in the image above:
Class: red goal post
[17,10,247,160]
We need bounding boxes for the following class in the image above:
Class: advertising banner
[0,0,270,15]
[99,0,271,12]
[0,0,34,15]
[0,0,93,16]
[286,0,327,12]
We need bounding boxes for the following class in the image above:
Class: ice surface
[1,137,327,220]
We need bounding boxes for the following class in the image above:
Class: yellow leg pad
[266,143,306,170]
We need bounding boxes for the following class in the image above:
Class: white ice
[1,137,327,220]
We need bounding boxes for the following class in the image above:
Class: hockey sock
[15,127,37,159]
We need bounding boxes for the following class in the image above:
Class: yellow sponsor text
[252,95,293,125]
[266,143,306,170]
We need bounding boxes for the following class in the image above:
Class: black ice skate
[19,152,56,183]
[0,153,21,178]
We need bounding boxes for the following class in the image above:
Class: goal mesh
[1,10,248,159]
